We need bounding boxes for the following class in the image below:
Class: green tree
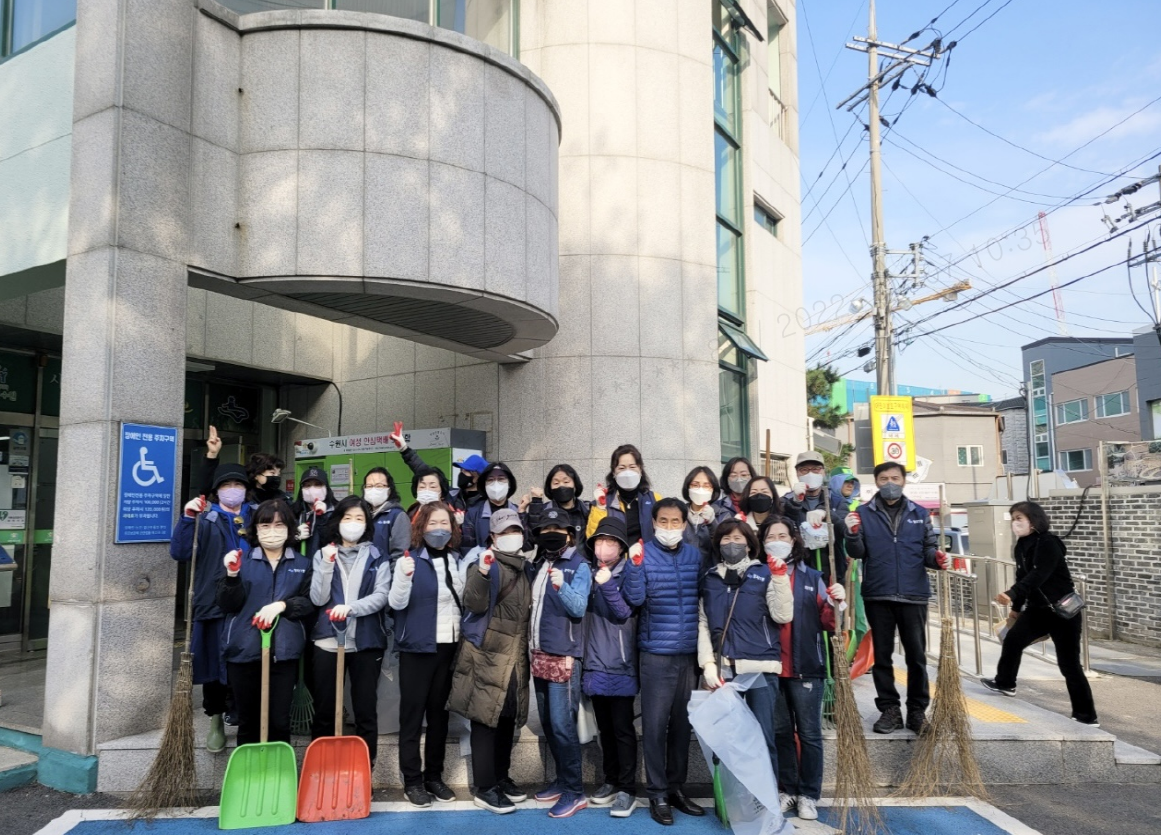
[822,444,856,473]
[807,364,846,430]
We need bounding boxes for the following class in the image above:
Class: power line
[946,0,1016,40]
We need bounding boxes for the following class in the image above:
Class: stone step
[0,745,38,792]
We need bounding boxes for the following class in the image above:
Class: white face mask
[416,489,440,505]
[486,480,509,502]
[339,521,365,543]
[364,486,390,506]
[655,527,683,548]
[1011,520,1031,538]
[258,527,287,551]
[495,533,524,553]
[303,486,326,504]
[764,540,793,559]
[615,469,642,491]
[801,472,825,490]
[688,487,713,505]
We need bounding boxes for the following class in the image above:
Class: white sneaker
[797,796,818,821]
[779,792,797,814]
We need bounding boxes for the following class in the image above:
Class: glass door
[0,422,34,648]
[24,427,57,650]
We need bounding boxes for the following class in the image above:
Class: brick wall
[1040,486,1161,647]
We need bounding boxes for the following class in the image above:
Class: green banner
[0,351,36,414]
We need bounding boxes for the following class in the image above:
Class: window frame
[1057,448,1093,473]
[753,200,781,237]
[956,445,984,468]
[1094,390,1130,418]
[1054,397,1088,426]
[718,336,750,463]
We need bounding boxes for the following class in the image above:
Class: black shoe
[424,779,456,803]
[496,777,527,803]
[667,790,705,817]
[906,711,930,735]
[404,785,432,807]
[223,711,238,727]
[981,678,1016,697]
[649,799,674,826]
[873,705,903,734]
[474,787,516,815]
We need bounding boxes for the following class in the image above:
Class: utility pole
[1103,167,1161,345]
[839,2,946,396]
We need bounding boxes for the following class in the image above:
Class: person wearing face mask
[363,467,411,564]
[308,496,390,766]
[782,452,849,588]
[621,498,706,826]
[526,511,593,819]
[585,445,664,544]
[197,425,286,505]
[216,499,314,746]
[523,464,591,546]
[716,457,757,518]
[697,520,793,785]
[461,461,521,555]
[981,502,1096,725]
[737,476,783,532]
[830,472,861,513]
[170,462,252,752]
[581,517,639,818]
[449,509,536,815]
[759,519,843,823]
[844,462,948,735]
[407,467,453,519]
[390,501,467,806]
[681,467,730,551]
[292,467,337,558]
[389,421,484,514]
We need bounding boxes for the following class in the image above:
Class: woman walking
[981,502,1097,725]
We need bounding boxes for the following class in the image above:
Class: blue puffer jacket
[217,547,315,664]
[623,538,704,655]
[845,495,938,602]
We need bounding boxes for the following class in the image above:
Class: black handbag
[1042,588,1086,620]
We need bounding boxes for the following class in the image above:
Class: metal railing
[921,554,1091,676]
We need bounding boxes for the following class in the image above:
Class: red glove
[313,498,327,516]
[479,549,495,575]
[327,605,351,621]
[322,543,338,563]
[454,509,465,525]
[734,511,748,524]
[935,550,950,570]
[629,539,644,566]
[184,495,207,517]
[223,549,242,576]
[390,421,406,450]
[594,483,607,509]
[844,512,861,535]
[766,555,787,575]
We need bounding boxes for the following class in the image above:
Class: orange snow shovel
[296,613,372,822]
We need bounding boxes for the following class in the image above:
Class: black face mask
[745,494,774,514]
[549,486,576,505]
[537,532,569,555]
[458,472,477,492]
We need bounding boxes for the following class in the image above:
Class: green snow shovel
[219,617,298,830]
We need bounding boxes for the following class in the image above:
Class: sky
[796,0,1161,400]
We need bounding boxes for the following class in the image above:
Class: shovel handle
[258,616,279,744]
[333,618,348,736]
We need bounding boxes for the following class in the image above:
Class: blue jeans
[534,660,583,794]
[739,672,781,779]
[773,677,825,800]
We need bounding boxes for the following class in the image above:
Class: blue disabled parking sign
[116,422,179,543]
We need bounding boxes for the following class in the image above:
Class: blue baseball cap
[456,454,490,473]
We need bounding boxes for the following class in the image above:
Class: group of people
[169,422,1096,824]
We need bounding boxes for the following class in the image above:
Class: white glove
[791,482,807,501]
[328,604,352,620]
[223,549,242,577]
[828,584,846,604]
[844,512,861,534]
[595,566,612,585]
[703,662,724,690]
[396,554,415,579]
[252,601,286,629]
[689,505,715,525]
[312,499,327,515]
[479,549,495,575]
[550,567,564,589]
[321,543,338,563]
[297,522,311,540]
[184,496,207,517]
[805,509,826,527]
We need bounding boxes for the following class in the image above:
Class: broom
[896,486,987,800]
[824,499,884,835]
[126,502,204,818]
[814,546,836,729]
[290,655,314,736]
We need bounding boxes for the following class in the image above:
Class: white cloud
[1033,101,1161,147]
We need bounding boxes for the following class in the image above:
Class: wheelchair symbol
[132,446,165,487]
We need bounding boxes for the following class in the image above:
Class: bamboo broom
[825,498,884,835]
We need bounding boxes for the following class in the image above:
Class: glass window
[713,37,738,134]
[717,222,743,319]
[216,0,325,15]
[1054,398,1088,425]
[1057,449,1092,472]
[1151,400,1161,439]
[439,0,513,54]
[1094,391,1130,418]
[9,0,75,54]
[754,203,779,237]
[1029,359,1045,390]
[720,363,748,461]
[957,445,983,467]
[715,131,740,227]
[336,0,427,20]
[766,2,784,100]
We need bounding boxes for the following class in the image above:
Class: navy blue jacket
[583,558,637,679]
[310,546,389,651]
[216,547,314,664]
[391,547,463,653]
[783,563,831,680]
[605,489,656,543]
[623,538,703,655]
[701,564,781,663]
[370,503,408,562]
[170,505,250,621]
[845,495,939,602]
[781,488,849,586]
[531,548,590,658]
[461,499,521,555]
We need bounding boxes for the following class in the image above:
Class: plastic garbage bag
[689,674,795,835]
[375,627,402,733]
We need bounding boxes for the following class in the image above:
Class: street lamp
[270,409,332,436]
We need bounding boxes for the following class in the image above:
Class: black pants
[592,694,637,795]
[865,600,929,714]
[398,644,457,786]
[311,647,384,764]
[227,658,298,745]
[470,717,516,793]
[639,651,696,799]
[202,680,231,717]
[995,606,1097,723]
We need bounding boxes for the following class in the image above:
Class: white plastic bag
[802,521,830,550]
[576,694,597,745]
[689,675,794,835]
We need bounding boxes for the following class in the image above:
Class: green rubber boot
[206,713,226,753]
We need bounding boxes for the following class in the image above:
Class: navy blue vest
[583,560,637,677]
[370,505,405,559]
[222,547,312,664]
[785,563,827,679]
[310,545,388,650]
[606,489,656,542]
[533,547,586,657]
[392,547,460,653]
[700,564,781,663]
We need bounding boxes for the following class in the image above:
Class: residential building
[1132,327,1161,440]
[992,395,1029,475]
[911,400,1003,509]
[829,377,983,413]
[1050,355,1140,487]
[0,0,805,790]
